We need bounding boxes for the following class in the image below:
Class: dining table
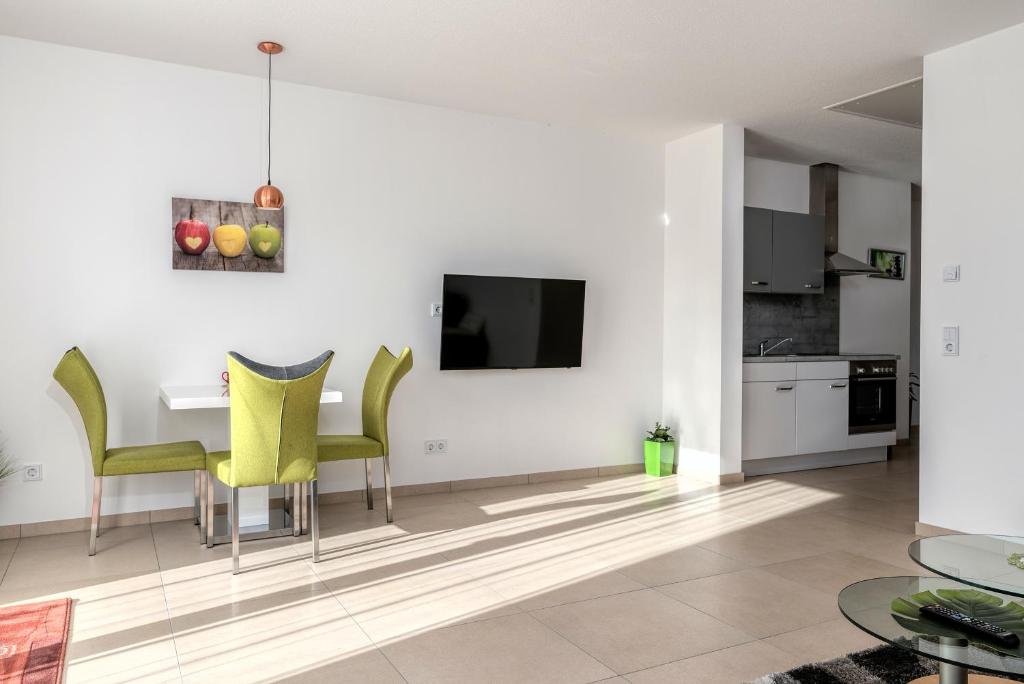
[159,383,343,540]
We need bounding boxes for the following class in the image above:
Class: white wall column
[662,124,744,482]
[920,21,1024,534]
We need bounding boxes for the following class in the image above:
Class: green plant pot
[644,440,674,477]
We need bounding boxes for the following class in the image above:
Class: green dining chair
[52,347,208,556]
[206,350,333,574]
[318,346,412,523]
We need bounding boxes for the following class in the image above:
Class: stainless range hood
[826,251,879,276]
[809,163,880,277]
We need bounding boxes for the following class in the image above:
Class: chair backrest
[362,346,413,455]
[52,347,107,476]
[226,350,334,487]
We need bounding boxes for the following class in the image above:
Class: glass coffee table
[839,576,1024,683]
[910,535,1024,599]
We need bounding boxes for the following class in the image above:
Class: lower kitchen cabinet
[795,378,849,454]
[741,379,796,461]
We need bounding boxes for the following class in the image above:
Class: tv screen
[440,274,586,370]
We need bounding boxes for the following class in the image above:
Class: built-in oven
[848,360,897,434]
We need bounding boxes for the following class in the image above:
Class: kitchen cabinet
[742,207,825,295]
[771,211,825,294]
[743,207,772,293]
[743,360,847,461]
[742,379,796,461]
[795,378,849,454]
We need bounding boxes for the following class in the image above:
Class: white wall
[744,157,808,214]
[0,37,665,525]
[838,171,912,440]
[663,125,744,480]
[744,157,912,439]
[920,22,1024,534]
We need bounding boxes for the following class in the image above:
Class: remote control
[918,604,1021,648]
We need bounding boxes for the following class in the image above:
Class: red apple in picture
[174,218,210,255]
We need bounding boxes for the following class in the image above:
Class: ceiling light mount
[257,41,283,56]
[254,41,284,209]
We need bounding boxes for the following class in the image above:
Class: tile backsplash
[743,275,839,355]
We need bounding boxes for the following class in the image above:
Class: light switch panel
[943,264,960,282]
[942,325,959,356]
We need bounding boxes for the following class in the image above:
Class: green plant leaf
[891,587,1024,654]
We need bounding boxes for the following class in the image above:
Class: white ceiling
[2,1,1023,182]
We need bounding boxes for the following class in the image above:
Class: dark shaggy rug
[750,642,1024,683]
[750,644,937,683]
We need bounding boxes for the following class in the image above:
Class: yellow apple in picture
[213,224,247,257]
[248,223,282,258]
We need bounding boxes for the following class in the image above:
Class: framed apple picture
[171,197,284,272]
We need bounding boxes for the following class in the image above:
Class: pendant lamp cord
[266,50,272,185]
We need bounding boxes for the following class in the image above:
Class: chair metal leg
[206,472,215,549]
[199,471,207,545]
[193,470,201,525]
[89,476,102,556]
[231,487,240,575]
[310,480,320,563]
[301,482,309,535]
[292,482,301,537]
[365,458,374,510]
[383,454,393,524]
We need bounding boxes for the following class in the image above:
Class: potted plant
[644,422,675,477]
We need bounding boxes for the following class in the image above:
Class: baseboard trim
[4,461,647,537]
[915,521,962,536]
[742,447,887,477]
[719,472,746,485]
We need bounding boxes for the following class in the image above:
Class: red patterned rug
[0,599,72,684]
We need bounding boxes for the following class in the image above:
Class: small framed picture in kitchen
[868,248,905,280]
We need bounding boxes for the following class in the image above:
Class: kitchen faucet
[759,337,793,357]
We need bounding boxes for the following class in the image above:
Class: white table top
[160,385,343,410]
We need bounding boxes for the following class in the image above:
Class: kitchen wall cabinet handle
[750,281,767,286]
[804,283,820,289]
[775,385,794,392]
[829,383,847,389]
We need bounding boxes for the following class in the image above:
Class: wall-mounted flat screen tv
[440,274,586,370]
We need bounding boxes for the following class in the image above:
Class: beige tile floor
[0,445,921,683]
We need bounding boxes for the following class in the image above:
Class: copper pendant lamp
[254,41,284,209]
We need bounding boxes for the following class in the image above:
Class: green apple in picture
[248,223,282,258]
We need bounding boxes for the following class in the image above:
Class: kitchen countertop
[743,353,900,363]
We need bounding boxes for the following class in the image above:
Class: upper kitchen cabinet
[742,207,825,295]
[771,210,825,294]
[743,207,772,293]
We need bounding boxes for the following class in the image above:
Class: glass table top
[910,534,1024,598]
[839,576,1024,677]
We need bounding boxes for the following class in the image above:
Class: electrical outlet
[424,440,438,454]
[430,303,443,318]
[436,439,448,454]
[23,463,42,481]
